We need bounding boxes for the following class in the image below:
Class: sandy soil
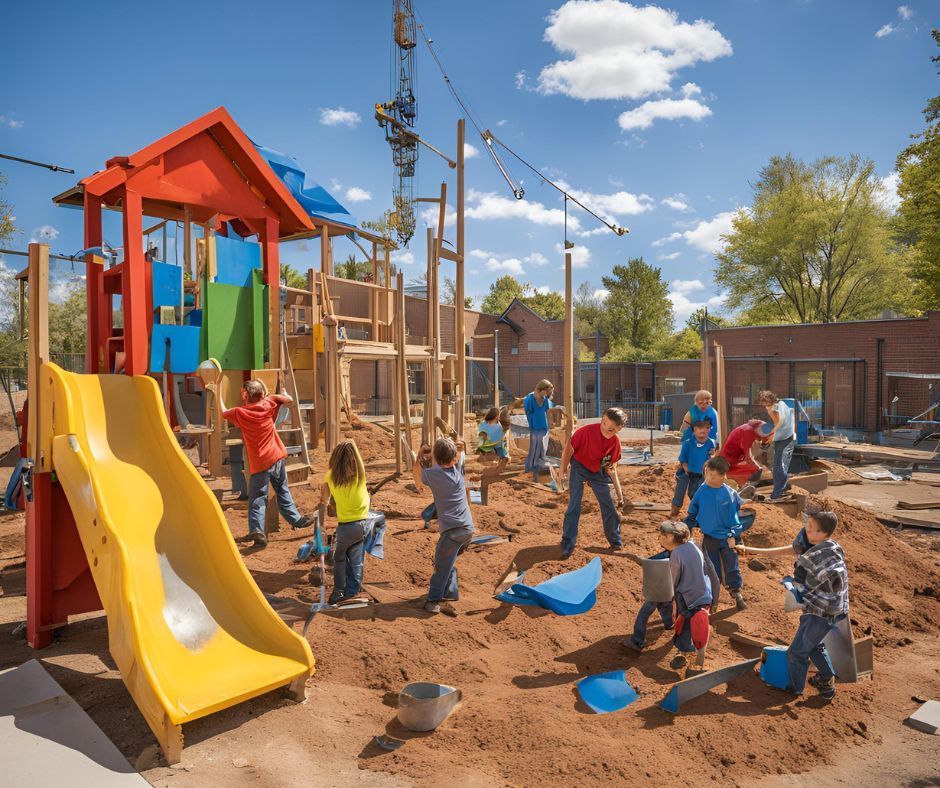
[1,421,939,786]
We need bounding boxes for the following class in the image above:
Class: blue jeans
[630,600,674,649]
[672,470,703,508]
[428,527,473,602]
[771,437,795,499]
[787,612,844,693]
[247,459,305,535]
[525,429,548,478]
[332,520,368,601]
[702,534,743,592]
[561,458,622,552]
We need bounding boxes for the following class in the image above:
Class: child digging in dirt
[686,455,748,610]
[671,419,717,517]
[735,510,849,700]
[317,440,386,605]
[412,437,475,614]
[664,520,719,676]
[621,523,677,653]
[477,407,509,470]
[220,379,312,547]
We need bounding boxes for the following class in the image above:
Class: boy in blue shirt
[670,420,717,517]
[680,390,719,444]
[685,455,747,610]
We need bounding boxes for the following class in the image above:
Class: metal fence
[573,399,671,429]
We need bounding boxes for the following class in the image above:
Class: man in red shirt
[559,407,626,558]
[719,418,769,489]
[221,379,311,547]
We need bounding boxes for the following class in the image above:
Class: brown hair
[757,390,778,405]
[484,407,500,422]
[604,407,626,427]
[809,510,838,536]
[704,455,730,475]
[328,441,362,487]
[433,437,457,466]
[691,419,711,431]
[660,520,691,543]
[243,379,265,403]
[535,379,554,394]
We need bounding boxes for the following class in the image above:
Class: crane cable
[414,10,628,237]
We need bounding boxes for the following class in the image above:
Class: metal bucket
[397,682,461,732]
[641,556,674,603]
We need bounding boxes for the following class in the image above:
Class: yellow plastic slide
[43,363,314,760]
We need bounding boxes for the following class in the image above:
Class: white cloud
[877,171,901,212]
[657,251,681,261]
[679,82,702,99]
[526,251,549,267]
[534,285,554,295]
[485,256,526,276]
[496,119,509,127]
[466,189,579,230]
[593,288,610,301]
[667,279,725,322]
[319,107,361,127]
[661,193,691,211]
[345,186,372,202]
[464,143,480,159]
[875,22,896,38]
[576,226,615,238]
[0,115,24,129]
[557,181,655,216]
[420,203,457,229]
[897,5,913,20]
[392,249,415,266]
[469,248,494,259]
[515,70,527,90]
[656,211,736,255]
[30,225,59,243]
[329,178,343,192]
[554,242,591,268]
[618,96,712,130]
[48,275,85,305]
[536,1,731,101]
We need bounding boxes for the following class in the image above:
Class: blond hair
[536,379,554,394]
[243,380,266,403]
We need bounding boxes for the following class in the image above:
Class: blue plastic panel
[215,235,262,288]
[150,324,202,374]
[152,261,182,308]
[577,670,639,714]
[497,557,602,616]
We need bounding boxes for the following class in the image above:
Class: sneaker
[441,593,460,602]
[669,653,688,670]
[809,674,836,699]
[739,484,756,500]
[559,548,573,560]
[251,532,268,548]
[685,667,707,678]
[621,639,643,654]
[608,544,625,554]
[424,601,442,614]
[328,592,345,606]
[733,591,748,611]
[292,515,313,531]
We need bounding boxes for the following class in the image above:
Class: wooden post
[320,226,333,277]
[308,268,320,450]
[122,188,149,376]
[26,244,49,469]
[700,321,710,393]
[262,217,280,370]
[564,252,574,443]
[714,341,727,444]
[456,119,466,439]
[396,273,413,465]
[425,227,435,441]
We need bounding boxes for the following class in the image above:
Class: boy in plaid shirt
[737,510,848,699]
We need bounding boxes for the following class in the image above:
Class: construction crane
[375,0,419,247]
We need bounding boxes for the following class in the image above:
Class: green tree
[524,290,565,320]
[49,284,86,356]
[651,326,702,360]
[685,307,729,333]
[334,253,374,282]
[717,154,912,324]
[442,277,473,309]
[280,263,307,289]
[480,275,526,315]
[574,281,603,335]
[0,176,14,245]
[895,29,940,309]
[599,258,673,356]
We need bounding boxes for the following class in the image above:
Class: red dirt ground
[1,421,939,786]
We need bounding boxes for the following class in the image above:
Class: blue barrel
[759,645,790,690]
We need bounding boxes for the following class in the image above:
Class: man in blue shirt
[685,455,747,610]
[521,380,564,483]
[671,420,717,517]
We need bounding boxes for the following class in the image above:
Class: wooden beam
[564,251,574,443]
[308,269,320,450]
[434,182,446,432]
[83,192,106,373]
[397,272,413,465]
[714,341,726,444]
[26,244,49,471]
[263,217,280,370]
[320,225,332,277]
[455,119,466,440]
[183,205,193,279]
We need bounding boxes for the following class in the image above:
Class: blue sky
[0,1,935,323]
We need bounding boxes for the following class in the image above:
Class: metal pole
[494,329,500,407]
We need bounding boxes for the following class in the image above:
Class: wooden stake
[564,251,574,444]
[456,119,467,439]
[308,268,320,450]
[26,244,49,471]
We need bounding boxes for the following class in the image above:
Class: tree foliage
[895,29,940,309]
[441,277,473,310]
[478,275,565,320]
[598,258,673,355]
[574,281,604,336]
[280,263,307,289]
[716,154,912,324]
[334,254,374,282]
[48,284,86,357]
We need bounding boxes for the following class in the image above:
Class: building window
[527,342,552,352]
[511,332,519,355]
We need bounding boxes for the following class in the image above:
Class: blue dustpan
[497,557,602,616]
[577,670,639,714]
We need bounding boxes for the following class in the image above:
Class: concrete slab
[0,660,147,785]
[905,700,940,734]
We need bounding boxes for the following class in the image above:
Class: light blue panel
[152,261,182,308]
[577,671,639,714]
[497,557,602,615]
[215,234,262,288]
[150,324,202,374]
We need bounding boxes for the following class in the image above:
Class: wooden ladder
[280,335,311,486]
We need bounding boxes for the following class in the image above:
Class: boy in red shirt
[559,407,626,558]
[221,379,311,547]
[719,418,769,491]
